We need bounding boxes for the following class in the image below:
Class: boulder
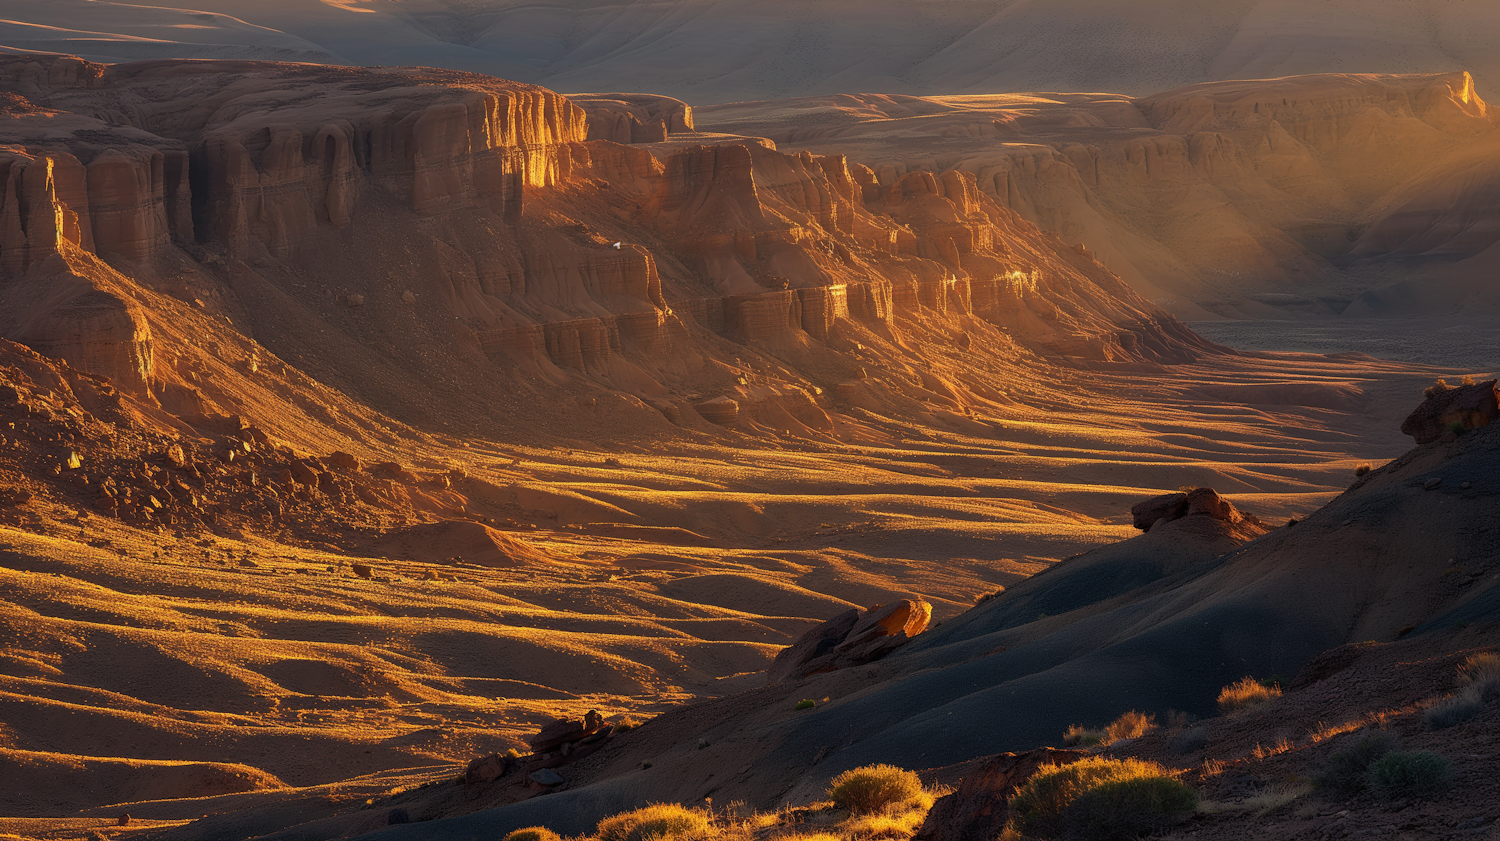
[289,460,320,487]
[767,608,860,684]
[329,451,361,470]
[165,443,188,469]
[463,753,512,784]
[913,749,1091,841]
[1401,380,1500,444]
[528,710,604,752]
[766,599,931,684]
[529,768,564,787]
[839,599,932,650]
[1130,492,1186,530]
[1131,487,1255,532]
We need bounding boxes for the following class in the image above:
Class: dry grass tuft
[828,765,926,815]
[597,804,712,841]
[505,828,562,841]
[1216,677,1281,714]
[1063,711,1155,747]
[1457,651,1500,690]
[1353,463,1372,477]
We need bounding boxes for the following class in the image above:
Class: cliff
[0,52,1216,446]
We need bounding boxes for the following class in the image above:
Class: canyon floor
[0,48,1496,841]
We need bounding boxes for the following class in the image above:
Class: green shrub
[1217,677,1281,713]
[596,804,710,841]
[504,827,562,841]
[1064,775,1198,840]
[795,699,816,711]
[827,764,925,815]
[1314,731,1400,797]
[1425,686,1483,729]
[1368,751,1453,800]
[1008,757,1185,840]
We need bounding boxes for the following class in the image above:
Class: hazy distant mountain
[4,0,1500,104]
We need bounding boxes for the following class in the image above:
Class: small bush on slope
[1064,775,1198,840]
[1424,652,1498,729]
[828,765,925,815]
[596,804,711,841]
[1457,652,1500,692]
[504,828,562,841]
[1007,757,1190,840]
[1063,712,1156,748]
[1315,731,1401,797]
[1216,677,1281,713]
[1368,751,1453,800]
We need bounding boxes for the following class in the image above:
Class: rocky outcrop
[1130,487,1261,534]
[571,93,694,144]
[1401,380,1500,444]
[767,599,931,684]
[912,749,1091,841]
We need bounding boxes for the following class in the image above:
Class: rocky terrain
[700,71,1500,319]
[0,47,1493,841]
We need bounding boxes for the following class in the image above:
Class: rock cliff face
[0,52,1218,442]
[700,72,1500,317]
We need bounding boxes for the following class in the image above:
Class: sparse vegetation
[1063,725,1105,747]
[1216,677,1282,713]
[1457,651,1500,689]
[1353,463,1372,477]
[1104,711,1155,743]
[1425,688,1484,729]
[614,716,641,733]
[795,699,816,711]
[1368,751,1453,800]
[1424,379,1454,398]
[1169,727,1207,755]
[596,804,711,841]
[827,764,925,815]
[1425,652,1500,729]
[1063,711,1156,747]
[1315,730,1400,797]
[504,827,562,841]
[1064,775,1198,840]
[1008,757,1191,840]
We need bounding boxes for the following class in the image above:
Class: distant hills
[3,0,1500,104]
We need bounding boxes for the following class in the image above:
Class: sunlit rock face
[701,72,1500,318]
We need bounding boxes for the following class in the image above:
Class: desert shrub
[1424,686,1484,729]
[1461,374,1477,386]
[1170,727,1208,755]
[1063,712,1154,748]
[1368,751,1453,800]
[596,804,711,841]
[827,764,924,815]
[1008,757,1184,840]
[1063,775,1198,840]
[614,716,641,733]
[1104,711,1155,743]
[1457,651,1500,692]
[1354,463,1372,477]
[1314,731,1400,797]
[504,827,562,841]
[1063,725,1105,747]
[1424,379,1454,398]
[795,699,816,711]
[1216,677,1281,713]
